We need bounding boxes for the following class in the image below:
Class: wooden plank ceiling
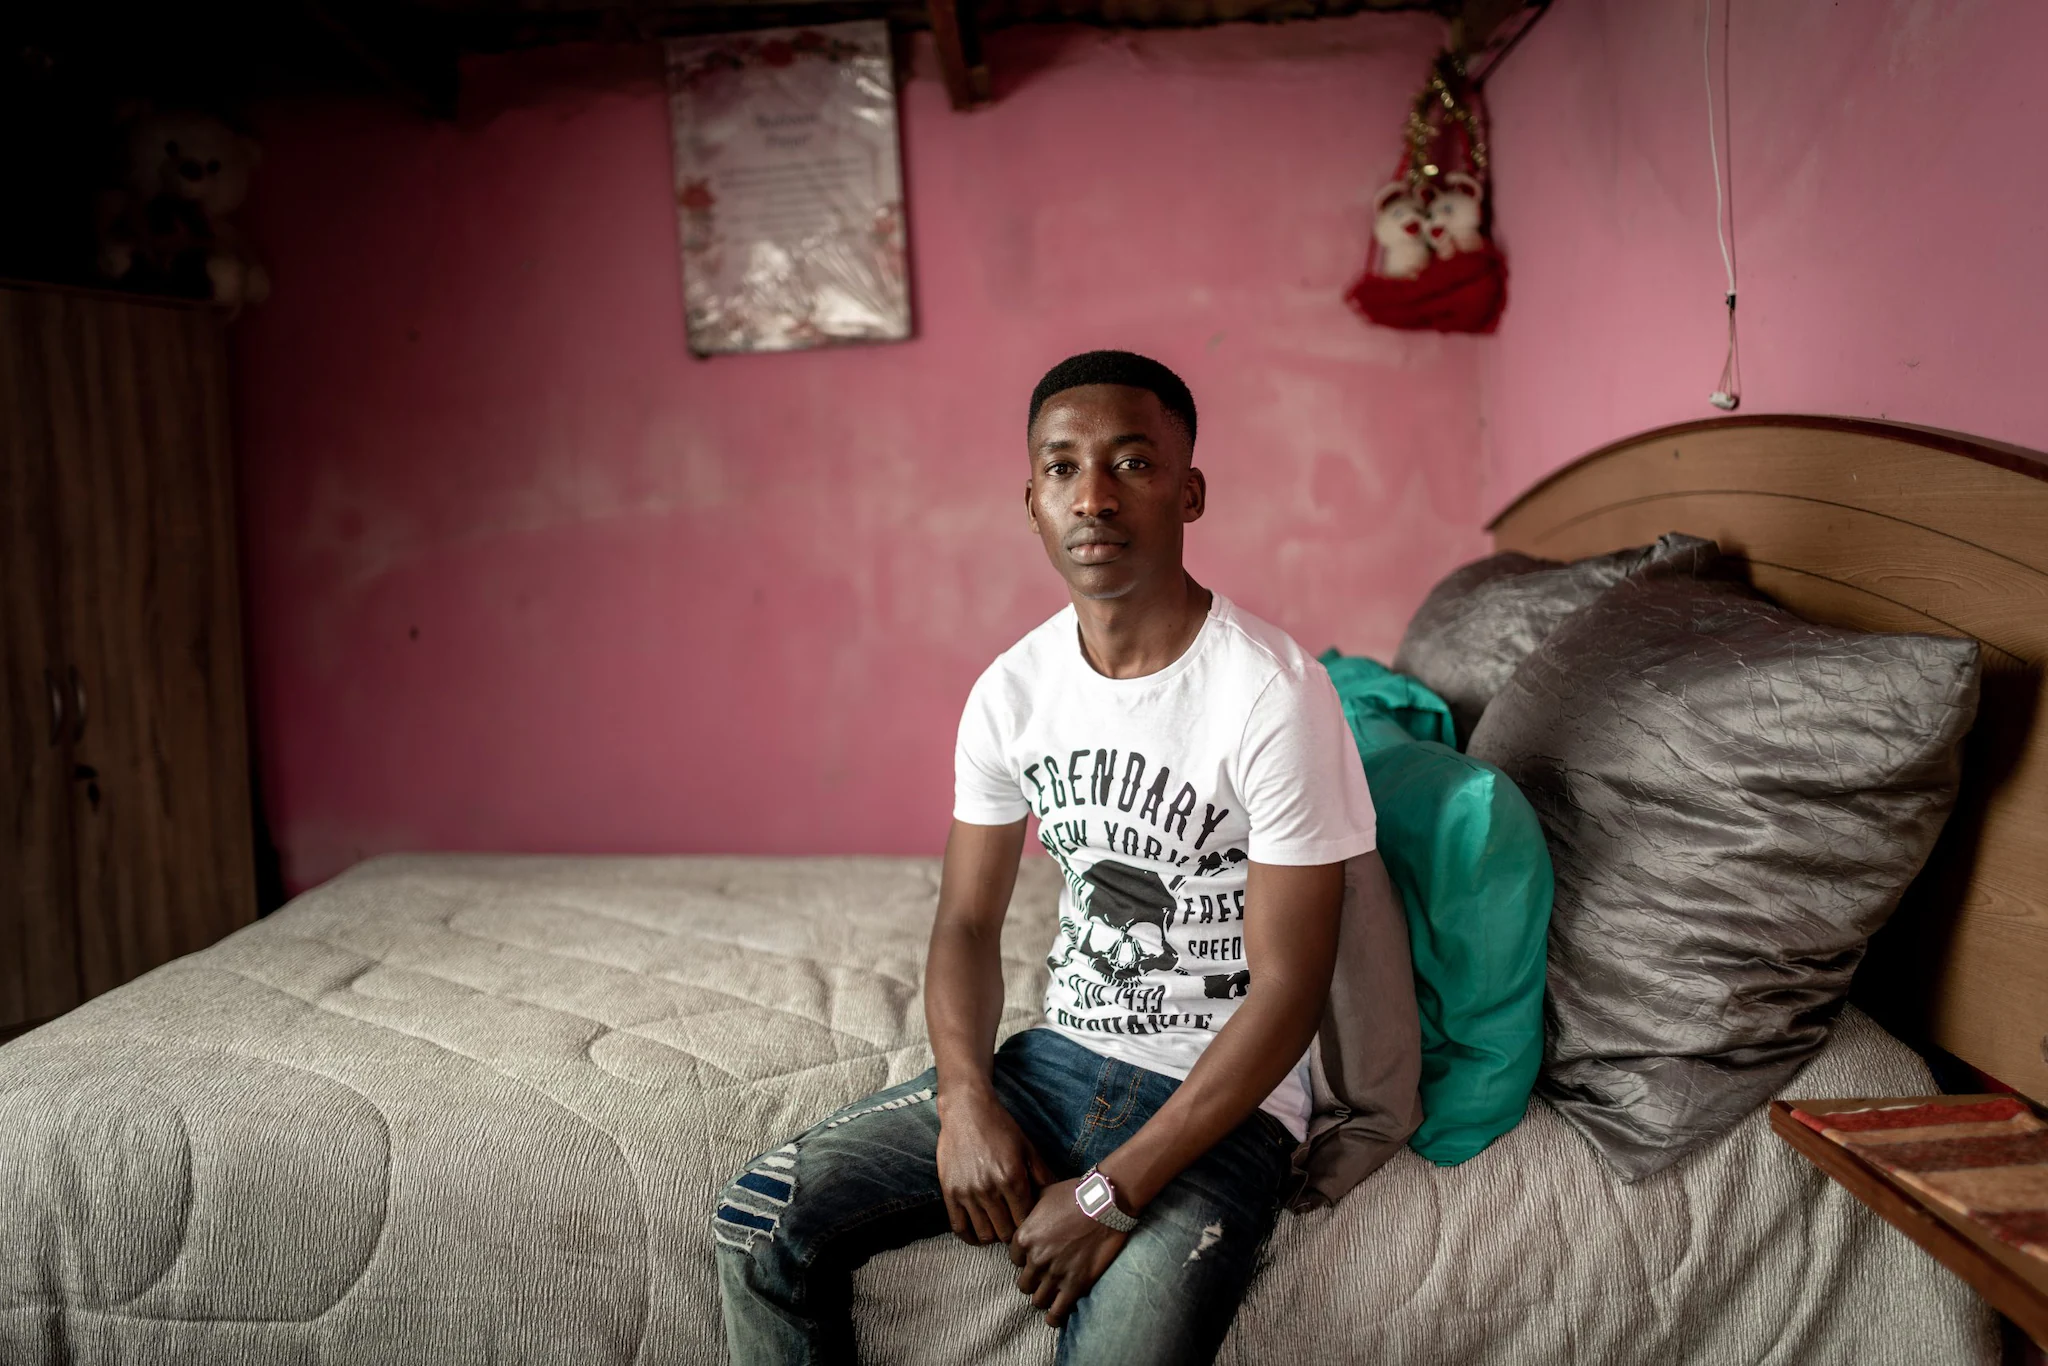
[403,0,1457,49]
[5,0,1531,120]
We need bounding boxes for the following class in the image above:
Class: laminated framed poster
[665,21,912,356]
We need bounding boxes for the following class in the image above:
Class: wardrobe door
[0,290,83,1028]
[48,291,255,996]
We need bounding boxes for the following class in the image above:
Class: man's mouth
[1065,529,1128,563]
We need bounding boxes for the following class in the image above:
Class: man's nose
[1070,466,1119,519]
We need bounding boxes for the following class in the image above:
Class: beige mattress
[0,854,1998,1364]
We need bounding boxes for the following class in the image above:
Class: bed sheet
[0,854,1997,1364]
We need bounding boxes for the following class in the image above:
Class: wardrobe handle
[69,667,87,744]
[46,668,66,747]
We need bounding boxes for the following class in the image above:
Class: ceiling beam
[300,0,460,118]
[1450,0,1523,49]
[927,0,991,109]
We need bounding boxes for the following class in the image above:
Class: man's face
[1026,384,1205,602]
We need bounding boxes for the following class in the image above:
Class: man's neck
[1072,573,1214,680]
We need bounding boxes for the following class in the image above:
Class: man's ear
[1025,478,1039,534]
[1182,466,1207,523]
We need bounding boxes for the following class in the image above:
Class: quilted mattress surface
[0,854,1998,1365]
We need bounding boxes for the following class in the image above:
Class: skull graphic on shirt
[1049,860,1180,985]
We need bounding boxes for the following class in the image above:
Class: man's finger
[942,1191,970,1242]
[965,1200,996,1245]
[1000,1175,1034,1233]
[1008,1237,1028,1269]
[1045,1283,1083,1328]
[1030,1276,1058,1312]
[1014,1261,1042,1296]
[984,1196,1017,1244]
[1025,1143,1054,1188]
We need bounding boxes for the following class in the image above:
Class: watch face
[1077,1173,1112,1215]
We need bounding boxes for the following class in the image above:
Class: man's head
[1025,350,1205,602]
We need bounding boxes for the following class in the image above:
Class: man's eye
[1118,458,1150,471]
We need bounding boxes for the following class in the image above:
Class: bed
[3,415,2043,1364]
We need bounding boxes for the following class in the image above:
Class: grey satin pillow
[1394,534,1722,745]
[1466,572,1981,1180]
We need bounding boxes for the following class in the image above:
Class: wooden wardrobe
[1,283,255,1036]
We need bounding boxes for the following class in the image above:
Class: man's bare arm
[924,817,1052,1245]
[1010,856,1345,1325]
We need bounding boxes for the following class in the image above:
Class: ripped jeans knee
[714,1141,802,1254]
[711,1078,941,1258]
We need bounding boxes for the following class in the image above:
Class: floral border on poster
[668,28,868,88]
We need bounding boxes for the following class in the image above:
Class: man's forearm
[1092,988,1320,1209]
[924,818,1027,1112]
[924,920,1009,1106]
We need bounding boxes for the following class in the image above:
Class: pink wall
[1479,0,2048,511]
[235,16,1491,891]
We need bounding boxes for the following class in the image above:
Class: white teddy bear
[1371,182,1433,280]
[97,108,271,310]
[1425,172,1486,258]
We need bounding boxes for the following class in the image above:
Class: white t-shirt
[952,593,1377,1140]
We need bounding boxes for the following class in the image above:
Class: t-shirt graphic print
[953,594,1377,1140]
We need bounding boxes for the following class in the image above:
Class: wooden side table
[1770,1095,2048,1351]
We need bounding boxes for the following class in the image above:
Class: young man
[715,351,1377,1365]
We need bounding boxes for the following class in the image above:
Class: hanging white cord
[1705,0,1741,410]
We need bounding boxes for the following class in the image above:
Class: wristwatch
[1073,1166,1139,1233]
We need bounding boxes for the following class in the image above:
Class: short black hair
[1028,350,1197,447]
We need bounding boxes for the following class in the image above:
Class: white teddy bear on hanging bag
[1425,171,1486,257]
[1370,182,1433,280]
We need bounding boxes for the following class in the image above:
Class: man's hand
[936,1086,1053,1245]
[1009,1178,1129,1327]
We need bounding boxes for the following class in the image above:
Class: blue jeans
[714,1027,1296,1366]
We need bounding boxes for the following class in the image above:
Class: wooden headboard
[1489,415,2048,1104]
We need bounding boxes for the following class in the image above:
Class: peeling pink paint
[233,17,1492,891]
[1478,0,2048,511]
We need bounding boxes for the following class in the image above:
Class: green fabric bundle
[1319,651,1552,1166]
